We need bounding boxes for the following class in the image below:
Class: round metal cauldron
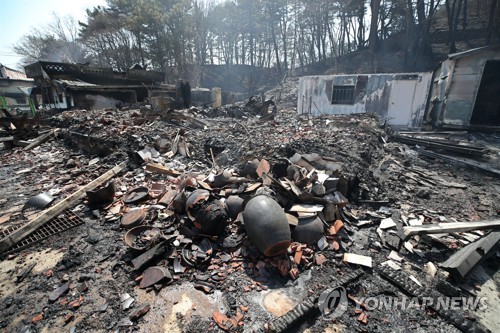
[242,195,291,256]
[292,216,324,244]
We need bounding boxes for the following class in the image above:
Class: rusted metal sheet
[298,73,432,129]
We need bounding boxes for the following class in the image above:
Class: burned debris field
[1,80,500,333]
[1,1,500,333]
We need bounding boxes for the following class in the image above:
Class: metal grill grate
[0,210,84,254]
[331,85,355,105]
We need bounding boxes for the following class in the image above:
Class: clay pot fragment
[139,266,172,288]
[242,195,291,256]
[86,182,116,206]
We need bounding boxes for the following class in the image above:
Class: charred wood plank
[24,129,59,151]
[402,220,500,240]
[145,162,181,177]
[0,160,128,254]
[419,150,500,178]
[441,231,500,280]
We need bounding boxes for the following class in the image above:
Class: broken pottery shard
[173,257,186,274]
[120,293,132,302]
[17,262,36,282]
[404,241,414,253]
[343,253,372,268]
[328,220,344,236]
[48,282,70,302]
[256,159,270,177]
[213,311,242,331]
[32,313,43,324]
[129,304,151,320]
[22,192,55,217]
[136,147,159,162]
[194,281,214,293]
[158,190,178,207]
[139,266,172,289]
[132,241,168,271]
[358,312,368,324]
[315,254,327,265]
[77,281,89,293]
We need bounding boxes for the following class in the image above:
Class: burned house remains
[24,62,180,110]
[424,45,500,130]
[0,64,34,113]
[298,73,432,129]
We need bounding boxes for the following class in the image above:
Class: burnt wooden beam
[0,160,128,254]
[402,220,500,240]
[419,150,500,178]
[441,231,500,280]
[145,162,181,177]
[24,128,59,151]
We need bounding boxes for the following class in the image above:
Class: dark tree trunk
[486,0,499,44]
[446,0,464,53]
[271,25,282,73]
[369,0,381,52]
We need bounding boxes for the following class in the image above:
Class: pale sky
[0,0,107,70]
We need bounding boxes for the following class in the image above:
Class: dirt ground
[0,85,499,333]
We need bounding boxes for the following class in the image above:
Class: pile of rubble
[0,93,499,333]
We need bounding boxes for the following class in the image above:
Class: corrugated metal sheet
[54,79,98,88]
[298,73,432,128]
[0,65,32,81]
